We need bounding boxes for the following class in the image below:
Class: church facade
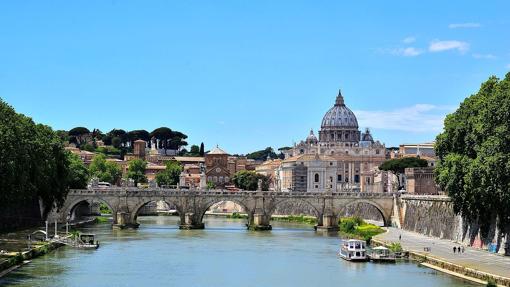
[276,90,387,192]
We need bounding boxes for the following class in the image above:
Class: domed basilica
[277,90,386,192]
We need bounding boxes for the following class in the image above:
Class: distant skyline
[1,1,509,154]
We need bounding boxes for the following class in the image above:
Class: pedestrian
[462,246,465,253]
[399,234,401,241]
[453,246,456,254]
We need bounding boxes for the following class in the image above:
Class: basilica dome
[319,90,361,143]
[321,90,359,129]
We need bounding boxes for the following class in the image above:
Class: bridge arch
[198,198,251,225]
[340,199,390,227]
[271,197,322,220]
[130,199,184,225]
[63,197,115,222]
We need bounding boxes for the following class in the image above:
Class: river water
[0,216,476,287]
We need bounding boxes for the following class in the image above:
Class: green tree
[199,142,205,156]
[68,127,90,147]
[232,170,269,191]
[187,145,200,156]
[379,157,428,189]
[0,99,71,219]
[67,153,89,189]
[126,159,147,186]
[435,73,510,237]
[155,161,182,186]
[89,154,122,184]
[246,147,277,161]
[111,136,122,148]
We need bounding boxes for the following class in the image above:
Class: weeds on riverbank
[338,216,384,242]
[271,215,317,225]
[95,216,111,224]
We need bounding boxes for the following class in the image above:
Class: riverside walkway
[374,227,510,285]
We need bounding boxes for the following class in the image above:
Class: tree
[67,153,89,189]
[126,159,147,186]
[108,129,128,146]
[91,129,104,140]
[232,170,269,191]
[0,99,71,222]
[150,127,173,150]
[187,145,200,156]
[127,130,150,147]
[435,73,510,237]
[246,147,277,161]
[88,154,122,184]
[155,161,182,186]
[379,157,428,189]
[68,127,90,147]
[111,136,122,148]
[199,142,205,156]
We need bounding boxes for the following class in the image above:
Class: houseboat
[368,246,396,263]
[338,239,367,261]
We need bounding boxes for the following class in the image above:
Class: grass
[271,215,317,225]
[95,216,111,224]
[338,216,385,243]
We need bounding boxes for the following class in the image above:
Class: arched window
[314,173,320,183]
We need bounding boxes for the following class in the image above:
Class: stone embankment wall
[399,195,509,255]
[0,197,42,232]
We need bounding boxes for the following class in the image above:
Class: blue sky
[1,1,509,154]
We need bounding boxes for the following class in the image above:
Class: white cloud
[390,47,423,57]
[403,37,416,44]
[448,23,481,29]
[354,104,455,133]
[472,53,496,59]
[429,40,469,53]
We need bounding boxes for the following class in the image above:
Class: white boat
[338,239,367,261]
[368,246,396,263]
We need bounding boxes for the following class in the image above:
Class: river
[0,216,477,287]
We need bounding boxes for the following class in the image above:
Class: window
[376,149,380,155]
[337,174,342,182]
[329,162,333,166]
[314,173,319,183]
[354,175,360,183]
[300,176,305,182]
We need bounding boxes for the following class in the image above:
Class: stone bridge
[51,188,398,231]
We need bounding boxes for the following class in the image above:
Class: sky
[1,1,509,154]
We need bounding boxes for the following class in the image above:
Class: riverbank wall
[399,195,509,256]
[371,237,510,286]
[0,240,63,277]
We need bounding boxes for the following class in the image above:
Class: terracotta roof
[173,156,205,162]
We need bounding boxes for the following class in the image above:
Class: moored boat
[338,239,367,261]
[368,246,396,263]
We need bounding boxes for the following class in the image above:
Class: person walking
[453,246,456,254]
[399,234,401,241]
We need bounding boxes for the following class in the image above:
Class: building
[397,143,437,167]
[405,167,440,194]
[205,146,231,186]
[278,90,387,192]
[255,158,282,190]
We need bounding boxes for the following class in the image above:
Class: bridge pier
[113,212,140,229]
[247,213,272,231]
[314,214,339,232]
[179,213,205,230]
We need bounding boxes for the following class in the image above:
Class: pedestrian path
[374,227,510,280]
